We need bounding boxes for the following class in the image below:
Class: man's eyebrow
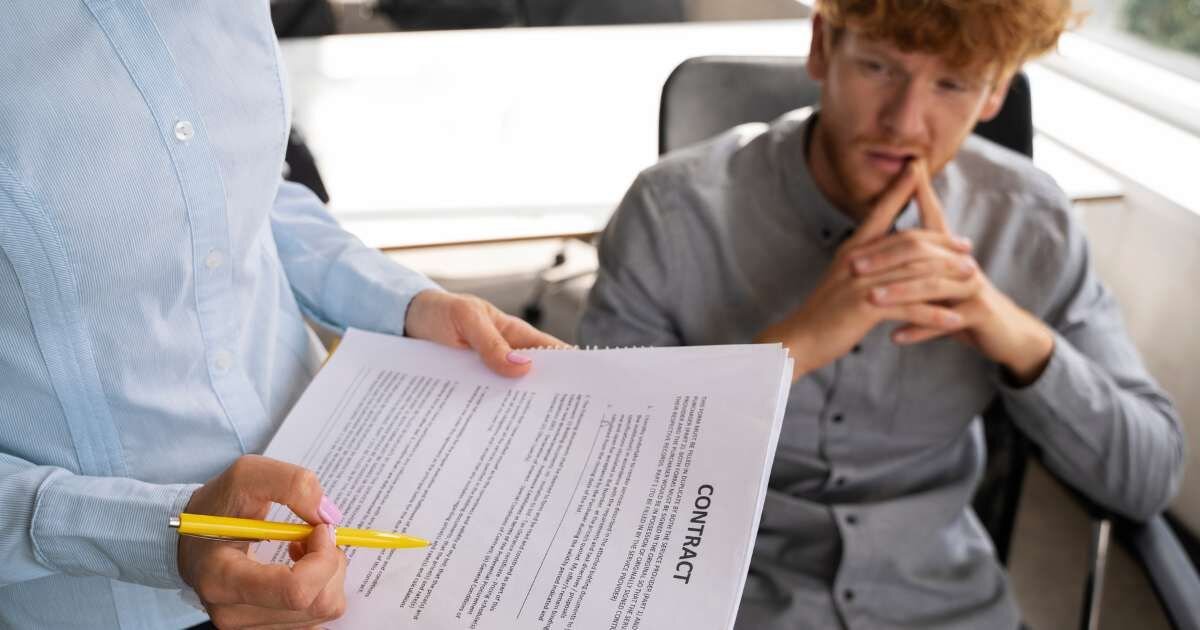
[939,63,994,90]
[854,41,899,61]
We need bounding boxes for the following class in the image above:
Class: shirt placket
[823,359,864,624]
[820,327,891,626]
[84,0,269,453]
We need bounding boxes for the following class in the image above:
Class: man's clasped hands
[758,158,1055,385]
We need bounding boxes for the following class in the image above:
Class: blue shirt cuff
[30,471,200,588]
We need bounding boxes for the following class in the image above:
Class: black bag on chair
[270,0,338,38]
[283,129,331,204]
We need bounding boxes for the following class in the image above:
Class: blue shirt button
[174,120,194,142]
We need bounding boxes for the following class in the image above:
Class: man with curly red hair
[579,1,1185,627]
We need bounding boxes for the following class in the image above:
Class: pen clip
[169,516,266,544]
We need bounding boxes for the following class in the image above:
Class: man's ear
[977,73,1013,123]
[807,14,830,82]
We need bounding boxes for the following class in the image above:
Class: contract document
[256,329,791,630]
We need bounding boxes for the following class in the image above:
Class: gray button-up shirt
[577,109,1185,629]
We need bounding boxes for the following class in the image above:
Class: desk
[280,20,1123,250]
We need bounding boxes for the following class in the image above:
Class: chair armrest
[1048,471,1200,630]
[1117,516,1200,630]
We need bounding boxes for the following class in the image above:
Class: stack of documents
[256,329,792,630]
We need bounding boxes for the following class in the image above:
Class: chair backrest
[659,55,1033,158]
[519,0,683,26]
[657,54,1034,564]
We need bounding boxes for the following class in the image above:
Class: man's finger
[854,256,976,289]
[878,303,965,331]
[868,274,982,307]
[846,161,918,247]
[913,159,949,234]
[847,229,972,261]
[848,231,974,276]
[891,324,954,345]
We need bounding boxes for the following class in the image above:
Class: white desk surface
[280,20,1123,250]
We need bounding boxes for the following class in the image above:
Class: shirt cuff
[30,470,201,589]
[319,248,442,337]
[992,331,1104,457]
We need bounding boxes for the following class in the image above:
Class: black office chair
[519,0,684,26]
[659,55,1200,630]
[374,0,520,30]
[271,0,335,204]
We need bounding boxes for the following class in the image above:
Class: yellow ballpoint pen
[170,513,430,549]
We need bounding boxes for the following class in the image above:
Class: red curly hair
[815,0,1079,75]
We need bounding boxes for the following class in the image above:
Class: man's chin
[849,175,897,210]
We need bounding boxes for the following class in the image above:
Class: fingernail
[945,312,964,326]
[318,495,343,525]
[853,258,869,273]
[506,351,532,365]
[894,331,909,343]
[959,258,976,273]
[956,236,973,249]
[872,287,888,302]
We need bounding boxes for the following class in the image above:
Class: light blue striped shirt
[0,2,437,628]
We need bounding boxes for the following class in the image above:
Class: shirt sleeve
[269,179,441,336]
[577,174,682,348]
[996,204,1186,521]
[0,452,200,589]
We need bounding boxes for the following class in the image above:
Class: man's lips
[864,149,918,174]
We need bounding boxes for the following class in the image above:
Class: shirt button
[204,249,225,270]
[852,345,862,354]
[834,476,847,487]
[843,589,856,602]
[213,350,234,372]
[174,120,195,142]
[820,228,832,241]
[832,413,845,424]
[845,514,859,526]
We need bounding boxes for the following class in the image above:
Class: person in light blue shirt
[0,2,561,628]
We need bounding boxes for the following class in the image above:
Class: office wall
[1078,184,1200,537]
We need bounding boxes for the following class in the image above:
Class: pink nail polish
[318,495,343,525]
[506,351,532,365]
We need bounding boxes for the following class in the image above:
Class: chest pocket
[890,338,995,441]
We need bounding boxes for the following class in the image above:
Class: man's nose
[879,81,928,143]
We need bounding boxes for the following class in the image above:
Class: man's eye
[858,60,887,75]
[937,79,967,92]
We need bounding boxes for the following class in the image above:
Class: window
[1078,0,1200,82]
